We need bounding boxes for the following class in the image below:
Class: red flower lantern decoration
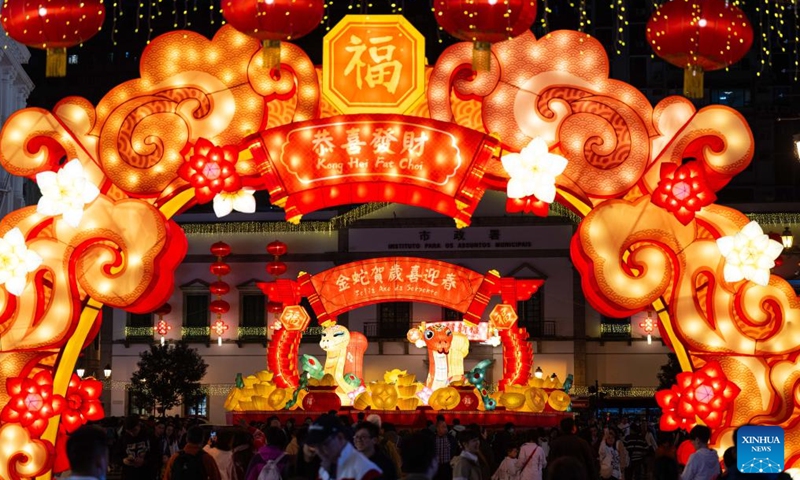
[506,197,550,218]
[433,0,538,71]
[1,371,65,437]
[656,360,740,432]
[178,138,241,204]
[61,374,103,434]
[1,0,106,77]
[646,0,753,98]
[221,0,325,69]
[651,161,717,225]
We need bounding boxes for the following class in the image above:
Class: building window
[299,298,322,343]
[442,308,462,321]
[183,293,209,341]
[374,302,411,338]
[185,394,208,418]
[125,312,153,341]
[126,387,151,417]
[238,293,266,340]
[517,288,547,337]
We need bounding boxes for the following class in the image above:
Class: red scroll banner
[247,114,499,226]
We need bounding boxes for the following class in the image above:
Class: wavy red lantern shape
[210,242,232,257]
[433,0,537,71]
[210,299,231,315]
[210,281,231,296]
[1,0,105,77]
[266,240,288,257]
[656,361,740,432]
[646,0,753,98]
[221,0,324,68]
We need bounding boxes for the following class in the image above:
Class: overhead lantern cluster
[1,0,106,77]
[646,0,753,98]
[221,0,325,69]
[433,0,538,71]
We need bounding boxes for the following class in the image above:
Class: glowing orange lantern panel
[221,0,324,68]
[433,0,538,71]
[1,0,105,77]
[279,305,311,331]
[646,0,753,98]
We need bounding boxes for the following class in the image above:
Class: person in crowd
[353,421,398,480]
[231,428,254,480]
[450,419,466,438]
[624,422,649,480]
[492,423,516,467]
[536,428,550,459]
[62,425,109,480]
[305,414,381,480]
[653,455,680,480]
[451,429,485,480]
[400,431,438,480]
[154,422,166,477]
[163,425,221,480]
[599,428,622,480]
[286,426,321,480]
[117,415,159,480]
[205,428,236,480]
[432,419,457,480]
[655,432,677,460]
[491,445,520,480]
[546,456,589,480]
[266,416,281,430]
[547,418,597,480]
[162,424,181,468]
[518,429,547,480]
[366,414,402,476]
[244,426,289,480]
[680,425,720,480]
[618,418,631,439]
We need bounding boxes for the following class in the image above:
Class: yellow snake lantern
[319,324,368,403]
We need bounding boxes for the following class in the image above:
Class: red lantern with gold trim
[221,0,324,69]
[266,261,287,277]
[210,242,231,258]
[1,0,106,77]
[433,0,538,71]
[210,299,231,315]
[266,241,288,257]
[646,0,753,98]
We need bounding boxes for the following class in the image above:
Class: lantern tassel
[262,40,282,70]
[46,48,67,77]
[472,41,492,72]
[683,65,704,99]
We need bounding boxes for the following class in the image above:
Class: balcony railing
[600,323,632,339]
[124,326,154,343]
[525,321,556,338]
[301,325,324,343]
[181,326,210,342]
[363,322,409,339]
[237,326,267,343]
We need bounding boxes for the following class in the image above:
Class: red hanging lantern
[210,299,231,315]
[210,242,231,257]
[210,281,230,296]
[210,262,231,276]
[266,261,287,277]
[266,240,288,257]
[646,0,753,98]
[154,303,172,317]
[1,0,106,77]
[433,0,538,71]
[221,0,325,69]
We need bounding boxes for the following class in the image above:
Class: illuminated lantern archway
[0,13,794,473]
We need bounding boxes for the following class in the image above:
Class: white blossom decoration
[213,188,256,218]
[716,221,783,286]
[0,228,42,296]
[501,137,568,203]
[36,159,100,227]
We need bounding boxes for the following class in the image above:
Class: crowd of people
[57,413,790,480]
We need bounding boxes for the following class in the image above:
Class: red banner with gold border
[247,114,498,226]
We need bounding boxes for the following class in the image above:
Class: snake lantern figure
[417,324,470,390]
[319,324,367,402]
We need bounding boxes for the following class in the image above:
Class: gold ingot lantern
[525,387,549,413]
[429,387,461,410]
